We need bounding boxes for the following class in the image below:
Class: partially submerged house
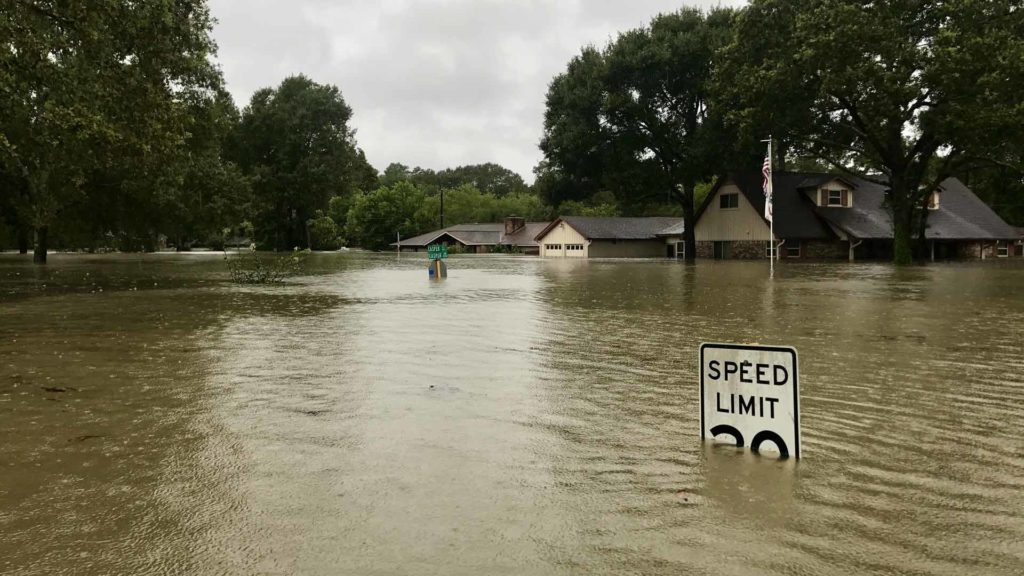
[393,217,549,254]
[534,216,685,258]
[694,172,1020,260]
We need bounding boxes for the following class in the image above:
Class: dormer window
[928,191,940,210]
[821,188,849,207]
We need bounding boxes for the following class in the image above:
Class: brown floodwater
[1,252,1022,575]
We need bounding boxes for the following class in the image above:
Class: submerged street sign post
[427,244,449,260]
[427,244,448,279]
[699,343,800,459]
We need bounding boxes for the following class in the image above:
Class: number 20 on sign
[699,343,801,459]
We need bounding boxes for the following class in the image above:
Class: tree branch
[831,92,893,166]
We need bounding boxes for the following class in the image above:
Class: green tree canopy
[345,181,431,251]
[231,75,375,250]
[435,163,528,197]
[1,0,224,262]
[721,0,1024,263]
[377,162,528,198]
[540,8,736,261]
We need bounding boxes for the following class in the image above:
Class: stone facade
[798,240,848,260]
[731,240,767,259]
[696,239,853,260]
[950,241,1011,259]
[675,238,1019,261]
[695,240,768,259]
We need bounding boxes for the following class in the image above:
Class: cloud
[208,0,746,182]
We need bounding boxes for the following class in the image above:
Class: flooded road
[1,253,1022,575]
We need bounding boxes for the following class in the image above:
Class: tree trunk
[16,227,29,254]
[679,181,697,263]
[890,180,914,265]
[682,201,696,263]
[33,226,48,264]
[776,141,789,172]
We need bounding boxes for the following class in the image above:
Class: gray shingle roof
[502,222,549,247]
[536,216,684,241]
[724,172,838,239]
[925,178,1018,240]
[709,171,1017,241]
[656,221,686,236]
[392,222,551,247]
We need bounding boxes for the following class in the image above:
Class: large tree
[159,92,251,250]
[231,75,374,250]
[722,0,1024,264]
[540,8,736,261]
[0,0,223,262]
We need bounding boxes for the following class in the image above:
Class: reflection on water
[1,253,1023,575]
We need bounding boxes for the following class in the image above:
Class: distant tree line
[3,1,1021,264]
[0,0,623,260]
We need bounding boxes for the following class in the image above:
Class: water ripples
[1,254,1022,574]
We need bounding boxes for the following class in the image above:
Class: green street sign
[427,244,448,260]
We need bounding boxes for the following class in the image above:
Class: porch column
[848,238,862,262]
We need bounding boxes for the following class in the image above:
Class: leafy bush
[491,243,522,254]
[227,246,310,284]
[308,211,341,250]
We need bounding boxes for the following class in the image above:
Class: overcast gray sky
[208,0,745,182]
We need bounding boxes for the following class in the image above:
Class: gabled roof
[699,171,1017,241]
[534,216,684,241]
[924,178,1018,240]
[794,174,858,191]
[502,222,549,247]
[656,220,686,236]
[395,223,501,247]
[392,222,551,247]
[696,172,837,240]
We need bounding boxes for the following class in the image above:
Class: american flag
[762,147,773,223]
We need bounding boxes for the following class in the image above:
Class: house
[534,216,685,258]
[392,217,550,254]
[693,171,1020,260]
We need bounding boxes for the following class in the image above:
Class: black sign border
[699,342,800,459]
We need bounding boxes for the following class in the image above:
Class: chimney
[504,216,525,235]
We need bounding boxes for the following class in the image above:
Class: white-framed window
[786,242,801,258]
[766,242,777,258]
[719,193,739,209]
[566,244,584,251]
[997,242,1009,257]
[675,241,685,259]
[827,190,843,206]
[545,244,562,251]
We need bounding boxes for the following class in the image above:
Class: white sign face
[699,343,800,459]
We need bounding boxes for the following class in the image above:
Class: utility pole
[440,189,445,229]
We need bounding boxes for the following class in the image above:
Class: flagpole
[769,136,774,276]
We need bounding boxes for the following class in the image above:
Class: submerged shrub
[227,246,310,284]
